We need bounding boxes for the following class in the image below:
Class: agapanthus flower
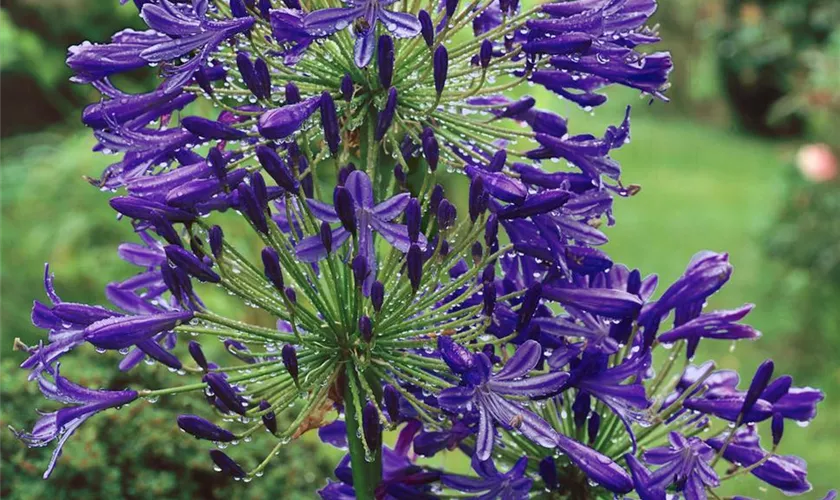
[13,0,827,498]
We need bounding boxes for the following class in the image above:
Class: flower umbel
[13,0,828,499]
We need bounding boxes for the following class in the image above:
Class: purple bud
[285,287,297,304]
[254,58,271,99]
[374,87,398,141]
[587,412,601,444]
[258,0,271,18]
[741,360,774,421]
[337,165,352,186]
[256,145,299,192]
[251,172,267,209]
[539,457,559,491]
[258,95,320,139]
[433,46,449,95]
[371,281,385,313]
[421,128,439,172]
[482,344,498,364]
[230,0,249,18]
[771,412,784,446]
[573,392,591,429]
[429,184,445,215]
[517,283,542,332]
[627,269,642,295]
[207,147,228,182]
[189,341,209,370]
[341,73,354,102]
[209,450,246,478]
[482,264,496,283]
[437,199,456,230]
[377,35,394,88]
[407,244,423,292]
[260,400,278,434]
[236,52,259,98]
[479,39,493,69]
[445,0,459,17]
[282,344,299,382]
[165,245,220,283]
[320,91,340,155]
[418,10,434,46]
[237,184,269,233]
[359,315,373,342]
[406,198,421,243]
[487,150,506,172]
[394,164,406,188]
[152,215,181,246]
[482,282,496,316]
[111,197,196,223]
[498,189,571,220]
[261,247,284,291]
[471,242,483,263]
[362,402,381,450]
[440,239,450,257]
[320,221,333,253]
[384,384,400,423]
[438,336,474,373]
[208,225,224,259]
[334,186,357,234]
[468,175,487,222]
[298,155,313,197]
[285,82,300,104]
[485,214,499,249]
[204,372,247,415]
[178,414,236,442]
[499,96,536,119]
[543,286,642,319]
[352,255,369,287]
[182,116,246,141]
[282,0,301,8]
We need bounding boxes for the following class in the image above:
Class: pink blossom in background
[796,143,838,182]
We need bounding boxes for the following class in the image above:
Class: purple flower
[563,352,651,452]
[707,426,811,496]
[527,107,631,182]
[657,304,760,358]
[295,171,426,294]
[637,432,720,499]
[304,0,422,67]
[12,362,138,478]
[318,420,440,499]
[441,455,532,498]
[258,95,322,139]
[525,0,672,106]
[437,338,568,460]
[270,9,317,64]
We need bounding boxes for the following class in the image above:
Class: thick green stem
[344,363,382,500]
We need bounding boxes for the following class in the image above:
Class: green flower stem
[344,362,382,500]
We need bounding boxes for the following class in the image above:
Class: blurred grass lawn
[2,90,837,497]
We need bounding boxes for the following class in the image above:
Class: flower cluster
[14,0,832,498]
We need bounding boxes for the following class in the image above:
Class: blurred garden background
[1,0,839,498]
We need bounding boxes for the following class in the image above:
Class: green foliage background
[1,1,838,498]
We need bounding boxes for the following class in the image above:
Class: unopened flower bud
[418,10,434,46]
[261,247,284,291]
[434,46,449,95]
[209,225,224,259]
[178,414,236,442]
[371,281,385,313]
[209,450,246,478]
[377,35,394,88]
[282,344,299,383]
[479,39,493,69]
[359,315,373,342]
